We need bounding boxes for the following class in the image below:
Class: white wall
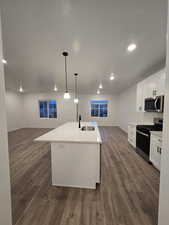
[22,92,119,128]
[5,85,163,132]
[118,84,163,133]
[0,16,12,225]
[6,91,24,131]
[79,94,119,126]
[158,1,169,224]
[118,85,137,132]
[23,92,76,128]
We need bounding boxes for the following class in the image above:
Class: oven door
[136,130,150,160]
[144,98,156,112]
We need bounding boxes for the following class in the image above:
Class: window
[39,100,57,118]
[91,100,108,117]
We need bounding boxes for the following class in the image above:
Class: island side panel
[51,142,100,189]
[96,144,101,184]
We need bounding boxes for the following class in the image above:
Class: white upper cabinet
[136,80,145,112]
[144,74,157,99]
[136,69,166,112]
[155,70,166,96]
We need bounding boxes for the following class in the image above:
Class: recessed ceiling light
[97,90,100,95]
[99,83,103,89]
[127,43,137,52]
[2,59,7,64]
[110,73,115,80]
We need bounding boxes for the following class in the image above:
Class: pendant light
[62,51,71,99]
[18,81,24,93]
[19,85,24,93]
[74,73,79,121]
[74,73,79,104]
[54,84,58,92]
[99,83,103,89]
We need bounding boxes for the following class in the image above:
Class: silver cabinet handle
[159,147,162,154]
[157,147,162,154]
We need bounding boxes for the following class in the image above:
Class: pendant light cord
[75,76,77,98]
[74,73,78,98]
[64,56,68,92]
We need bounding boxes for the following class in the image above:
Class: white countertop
[150,131,163,139]
[35,122,102,144]
[128,122,154,126]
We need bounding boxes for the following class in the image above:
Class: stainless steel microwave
[144,96,164,113]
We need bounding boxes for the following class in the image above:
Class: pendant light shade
[64,92,71,99]
[54,84,58,92]
[99,83,103,89]
[19,86,24,93]
[18,81,24,93]
[97,89,100,94]
[74,98,79,103]
[74,73,79,104]
[62,51,71,99]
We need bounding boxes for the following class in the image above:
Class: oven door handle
[136,130,149,137]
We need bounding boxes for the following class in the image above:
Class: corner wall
[0,15,12,225]
[5,91,25,131]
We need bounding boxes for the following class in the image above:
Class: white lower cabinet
[128,124,136,148]
[150,134,162,171]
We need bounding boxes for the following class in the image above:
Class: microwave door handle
[154,97,159,111]
[160,96,164,112]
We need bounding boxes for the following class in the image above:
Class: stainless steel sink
[81,126,95,131]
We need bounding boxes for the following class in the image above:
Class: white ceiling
[0,0,167,94]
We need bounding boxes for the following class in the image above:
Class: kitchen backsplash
[137,112,163,124]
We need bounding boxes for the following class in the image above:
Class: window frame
[90,100,109,118]
[39,100,57,119]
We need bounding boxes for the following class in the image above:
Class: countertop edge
[35,139,102,144]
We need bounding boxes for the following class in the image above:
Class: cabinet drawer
[128,125,136,148]
[150,135,162,171]
[151,136,162,147]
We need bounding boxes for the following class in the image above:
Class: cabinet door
[156,70,166,96]
[156,146,162,171]
[150,139,157,165]
[128,125,136,148]
[128,126,132,140]
[150,136,162,171]
[144,74,157,98]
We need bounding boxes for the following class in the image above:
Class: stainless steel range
[136,118,163,161]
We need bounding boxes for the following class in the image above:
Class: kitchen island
[35,122,102,189]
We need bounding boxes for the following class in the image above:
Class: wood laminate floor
[8,127,160,225]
